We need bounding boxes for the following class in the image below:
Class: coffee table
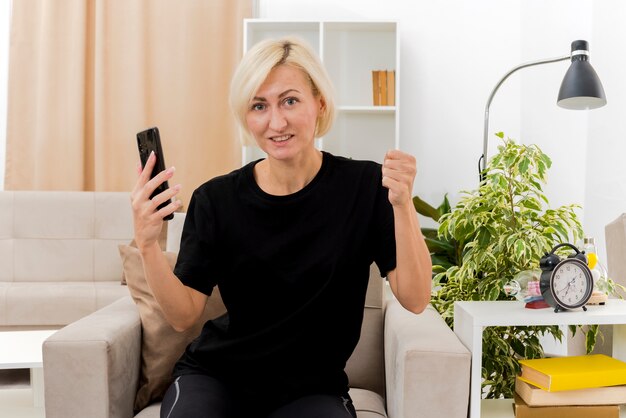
[0,329,57,407]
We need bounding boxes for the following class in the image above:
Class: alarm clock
[539,243,594,313]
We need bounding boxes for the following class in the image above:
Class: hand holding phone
[136,127,174,221]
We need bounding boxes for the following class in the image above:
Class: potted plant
[416,133,590,398]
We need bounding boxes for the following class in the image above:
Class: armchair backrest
[166,213,385,397]
[606,213,626,290]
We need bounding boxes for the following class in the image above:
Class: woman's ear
[319,96,326,112]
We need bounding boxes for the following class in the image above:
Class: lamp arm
[480,54,571,178]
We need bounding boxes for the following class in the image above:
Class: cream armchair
[43,214,470,418]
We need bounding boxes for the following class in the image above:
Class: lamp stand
[480,54,570,181]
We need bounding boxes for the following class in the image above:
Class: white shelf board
[337,106,395,113]
[323,21,396,32]
[454,299,626,328]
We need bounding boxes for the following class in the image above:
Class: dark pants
[160,374,357,418]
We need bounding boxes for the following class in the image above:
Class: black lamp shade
[557,40,606,110]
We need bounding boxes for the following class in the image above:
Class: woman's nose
[268,108,287,131]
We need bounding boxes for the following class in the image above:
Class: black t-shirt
[172,151,396,403]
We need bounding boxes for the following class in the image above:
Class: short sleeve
[173,190,218,296]
[372,170,397,277]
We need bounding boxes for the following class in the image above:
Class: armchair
[43,215,470,418]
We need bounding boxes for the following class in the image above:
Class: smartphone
[136,127,174,221]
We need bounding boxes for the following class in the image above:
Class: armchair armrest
[384,299,470,418]
[43,296,141,418]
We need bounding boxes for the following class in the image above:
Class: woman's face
[246,64,322,162]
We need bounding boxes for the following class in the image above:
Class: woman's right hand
[130,151,182,252]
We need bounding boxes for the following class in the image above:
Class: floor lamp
[479,40,606,182]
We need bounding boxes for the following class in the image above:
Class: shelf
[323,27,396,107]
[323,112,395,163]
[323,21,396,32]
[455,299,626,328]
[243,19,399,164]
[338,106,396,113]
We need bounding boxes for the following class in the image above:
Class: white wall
[586,1,626,269]
[0,0,11,191]
[259,0,624,267]
[0,1,623,267]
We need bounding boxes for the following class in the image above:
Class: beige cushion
[606,213,626,289]
[121,224,168,285]
[119,244,226,411]
[132,389,387,418]
[345,266,385,397]
[350,388,387,417]
[0,281,129,326]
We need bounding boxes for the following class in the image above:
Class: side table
[0,329,57,407]
[454,299,626,418]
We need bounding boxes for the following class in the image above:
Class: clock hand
[558,281,573,297]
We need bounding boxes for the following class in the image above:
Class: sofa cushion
[345,266,385,397]
[0,281,128,326]
[119,244,226,411]
[350,388,387,417]
[134,403,160,417]
[131,389,387,418]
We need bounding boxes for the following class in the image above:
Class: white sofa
[0,191,132,328]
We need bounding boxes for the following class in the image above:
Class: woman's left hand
[382,150,417,208]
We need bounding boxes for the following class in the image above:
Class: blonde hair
[229,37,336,146]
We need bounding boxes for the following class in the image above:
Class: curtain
[5,0,251,207]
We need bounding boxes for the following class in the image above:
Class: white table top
[454,299,626,327]
[0,330,57,369]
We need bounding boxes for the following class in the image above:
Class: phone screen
[136,127,174,220]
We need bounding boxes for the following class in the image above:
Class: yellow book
[518,354,626,392]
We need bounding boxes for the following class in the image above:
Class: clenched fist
[381,150,416,208]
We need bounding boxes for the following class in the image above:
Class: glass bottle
[582,236,609,294]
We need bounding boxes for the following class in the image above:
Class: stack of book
[371,70,395,106]
[513,354,626,417]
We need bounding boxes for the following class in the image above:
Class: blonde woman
[131,37,431,418]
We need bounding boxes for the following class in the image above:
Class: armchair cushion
[118,244,226,410]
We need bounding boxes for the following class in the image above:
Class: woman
[131,37,431,418]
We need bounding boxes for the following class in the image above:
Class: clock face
[550,258,593,309]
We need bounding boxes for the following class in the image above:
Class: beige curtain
[5,0,251,207]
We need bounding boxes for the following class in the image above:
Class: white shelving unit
[242,19,399,165]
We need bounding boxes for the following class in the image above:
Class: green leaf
[431,255,454,270]
[519,157,530,174]
[520,198,541,211]
[437,194,452,217]
[553,223,569,241]
[586,325,599,353]
[487,283,501,301]
[413,195,440,221]
[515,239,526,260]
[424,237,455,254]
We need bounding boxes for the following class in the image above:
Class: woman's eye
[251,103,266,111]
[284,97,298,106]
